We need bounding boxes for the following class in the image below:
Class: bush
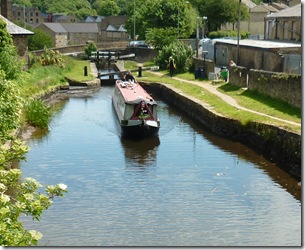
[154,40,194,73]
[84,42,97,59]
[38,47,65,67]
[208,30,250,39]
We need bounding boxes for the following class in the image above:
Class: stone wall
[248,70,301,108]
[228,66,301,108]
[228,65,248,88]
[141,81,301,180]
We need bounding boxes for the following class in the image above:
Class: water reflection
[177,114,301,201]
[121,136,160,168]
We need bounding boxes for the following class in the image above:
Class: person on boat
[168,56,176,77]
[124,71,137,83]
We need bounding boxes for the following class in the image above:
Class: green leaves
[0,169,68,245]
[0,20,68,246]
[25,99,52,129]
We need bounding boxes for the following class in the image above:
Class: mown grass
[125,60,301,134]
[63,56,93,82]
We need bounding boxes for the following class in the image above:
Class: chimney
[1,0,13,20]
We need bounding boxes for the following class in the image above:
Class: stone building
[85,15,128,41]
[214,39,301,73]
[36,22,99,47]
[264,3,301,41]
[0,0,33,62]
[11,5,44,27]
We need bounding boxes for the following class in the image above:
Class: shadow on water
[121,136,160,168]
[178,113,301,201]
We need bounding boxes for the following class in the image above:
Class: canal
[20,86,301,246]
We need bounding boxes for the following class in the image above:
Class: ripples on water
[20,87,301,246]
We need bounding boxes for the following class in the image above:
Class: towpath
[145,70,301,128]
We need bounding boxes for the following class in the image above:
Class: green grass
[218,83,301,123]
[124,61,301,134]
[63,56,94,82]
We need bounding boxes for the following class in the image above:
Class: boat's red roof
[115,80,156,104]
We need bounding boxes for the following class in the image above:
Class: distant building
[36,22,99,47]
[265,3,301,41]
[12,5,44,27]
[46,13,79,23]
[221,0,289,38]
[85,15,128,41]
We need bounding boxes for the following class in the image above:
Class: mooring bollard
[138,67,142,77]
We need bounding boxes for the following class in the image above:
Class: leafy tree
[146,27,178,50]
[191,0,249,32]
[93,0,120,16]
[28,28,53,50]
[84,42,97,59]
[125,0,195,40]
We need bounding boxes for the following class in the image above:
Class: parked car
[129,40,151,48]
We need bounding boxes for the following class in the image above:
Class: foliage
[0,76,23,140]
[208,30,250,39]
[125,0,196,40]
[0,20,68,246]
[38,47,65,67]
[154,40,194,73]
[0,19,24,80]
[93,0,120,16]
[28,28,53,50]
[84,42,97,59]
[146,27,178,50]
[0,171,68,246]
[25,99,52,129]
[191,0,249,32]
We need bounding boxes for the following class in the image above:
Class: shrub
[25,99,52,129]
[154,40,194,73]
[38,47,65,67]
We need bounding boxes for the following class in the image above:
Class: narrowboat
[112,80,160,138]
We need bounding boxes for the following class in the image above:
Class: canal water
[20,86,301,246]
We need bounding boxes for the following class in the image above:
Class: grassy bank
[126,61,301,134]
[17,56,92,99]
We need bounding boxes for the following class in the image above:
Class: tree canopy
[12,0,250,39]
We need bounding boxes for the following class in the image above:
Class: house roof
[118,25,127,32]
[214,39,301,49]
[250,4,279,13]
[61,23,99,33]
[0,14,34,35]
[42,23,67,33]
[242,0,256,9]
[271,2,289,10]
[266,3,301,19]
[85,16,105,23]
[105,24,127,32]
